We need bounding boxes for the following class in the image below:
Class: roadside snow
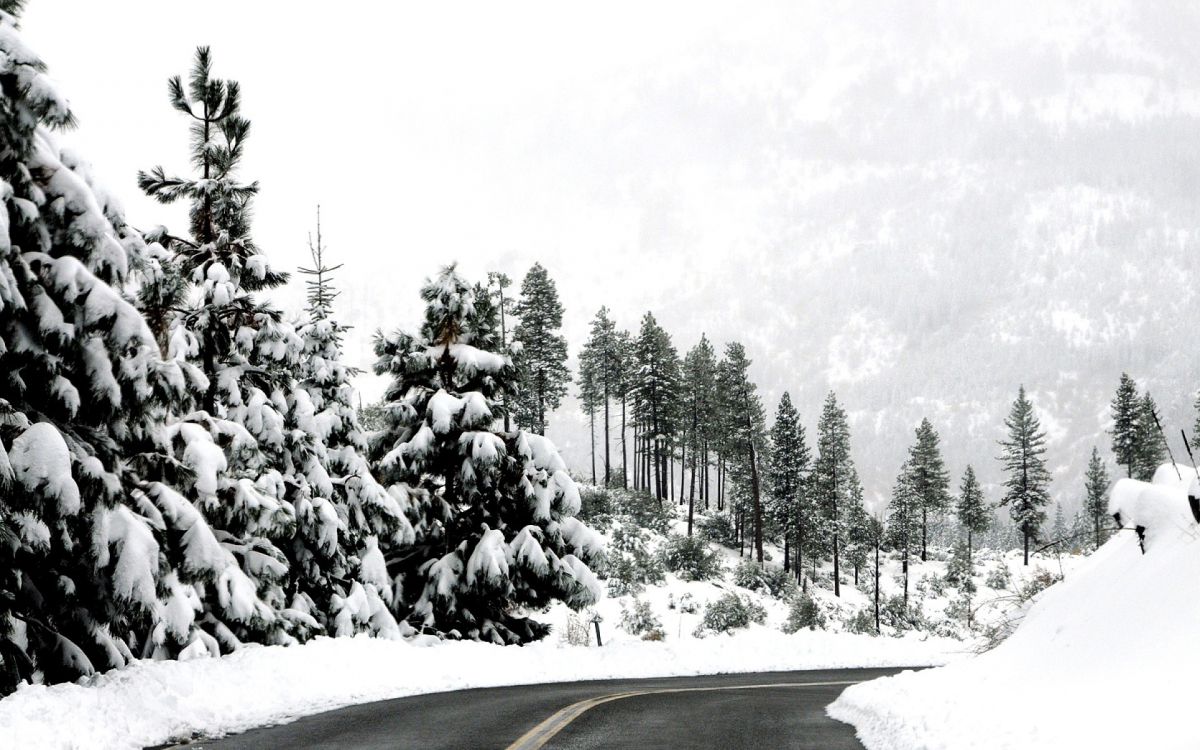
[829,464,1200,750]
[0,629,960,749]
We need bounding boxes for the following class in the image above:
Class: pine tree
[998,385,1052,565]
[812,392,856,596]
[887,462,921,606]
[511,263,569,435]
[372,266,602,644]
[0,11,252,691]
[1084,446,1110,551]
[579,307,621,486]
[632,313,681,504]
[1110,373,1140,479]
[955,465,988,566]
[766,392,810,579]
[843,473,870,586]
[717,343,767,562]
[906,418,951,562]
[139,47,314,646]
[683,336,719,535]
[1133,391,1167,481]
[612,328,635,488]
[293,210,413,637]
[485,272,514,431]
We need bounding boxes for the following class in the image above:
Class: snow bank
[0,629,957,749]
[829,466,1200,750]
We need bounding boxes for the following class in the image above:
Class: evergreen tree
[612,328,635,487]
[1084,446,1110,551]
[717,343,767,562]
[632,313,681,504]
[293,210,413,637]
[577,343,600,485]
[906,418,951,562]
[371,266,602,643]
[955,465,988,566]
[766,392,810,579]
[682,336,719,534]
[578,307,621,486]
[998,385,1052,565]
[485,272,514,431]
[511,263,569,435]
[812,392,856,596]
[1133,391,1167,481]
[1110,373,1140,479]
[0,12,252,691]
[139,47,321,647]
[843,473,870,586]
[887,462,921,606]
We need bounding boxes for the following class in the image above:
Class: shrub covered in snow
[733,559,797,599]
[984,563,1012,590]
[620,598,663,638]
[695,593,767,635]
[660,535,722,581]
[783,593,827,632]
[697,513,737,546]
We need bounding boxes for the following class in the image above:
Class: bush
[660,535,722,581]
[782,593,826,633]
[985,563,1012,590]
[697,514,737,546]
[560,613,592,646]
[915,573,947,598]
[880,594,925,633]
[843,607,878,635]
[668,592,699,614]
[577,486,614,529]
[944,542,976,593]
[1015,568,1061,601]
[695,593,766,635]
[733,559,796,599]
[606,549,666,596]
[620,597,663,637]
[613,490,675,535]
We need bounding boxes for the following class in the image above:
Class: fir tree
[718,343,767,562]
[485,272,514,431]
[1133,391,1167,481]
[1083,446,1110,551]
[511,263,569,435]
[812,392,856,596]
[955,465,988,566]
[372,266,602,644]
[998,385,1052,565]
[1110,373,1140,479]
[579,307,621,486]
[843,473,870,586]
[766,392,810,579]
[632,313,681,504]
[907,418,951,562]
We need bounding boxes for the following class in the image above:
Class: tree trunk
[589,406,596,486]
[687,444,697,537]
[603,381,610,487]
[874,540,881,635]
[621,397,628,488]
[921,507,928,562]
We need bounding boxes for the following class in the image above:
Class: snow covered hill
[829,464,1200,750]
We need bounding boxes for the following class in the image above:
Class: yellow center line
[504,679,862,750]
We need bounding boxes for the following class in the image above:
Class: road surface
[189,667,908,749]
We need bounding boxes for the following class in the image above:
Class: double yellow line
[505,679,861,750]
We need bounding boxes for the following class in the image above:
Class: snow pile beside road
[0,629,960,749]
[829,465,1200,750]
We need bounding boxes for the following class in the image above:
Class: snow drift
[829,464,1200,750]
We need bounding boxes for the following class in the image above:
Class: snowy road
[188,668,905,749]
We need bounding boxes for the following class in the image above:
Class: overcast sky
[22,0,1200,504]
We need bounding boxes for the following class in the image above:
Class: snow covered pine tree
[372,266,603,644]
[0,3,261,691]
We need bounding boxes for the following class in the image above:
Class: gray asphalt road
[187,667,908,750]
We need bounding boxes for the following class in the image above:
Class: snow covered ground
[829,465,1200,750]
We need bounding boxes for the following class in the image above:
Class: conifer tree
[485,272,514,431]
[766,392,809,577]
[1084,446,1110,551]
[887,462,921,606]
[955,465,988,566]
[511,263,569,435]
[372,266,602,643]
[998,385,1052,565]
[612,328,635,487]
[812,392,856,596]
[1133,391,1167,481]
[843,473,870,586]
[579,307,621,486]
[578,349,600,485]
[906,418,951,562]
[717,343,767,562]
[632,313,681,504]
[682,336,718,535]
[1110,373,1140,479]
[0,10,253,691]
[293,210,412,637]
[139,47,318,646]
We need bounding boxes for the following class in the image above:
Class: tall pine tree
[955,465,988,566]
[1083,446,1110,551]
[766,392,809,579]
[1133,391,1167,481]
[907,418,951,562]
[998,385,1052,565]
[511,263,569,435]
[1110,373,1140,479]
[812,392,856,596]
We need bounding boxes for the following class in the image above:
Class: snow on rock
[9,422,80,515]
[0,628,958,750]
[829,465,1200,750]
